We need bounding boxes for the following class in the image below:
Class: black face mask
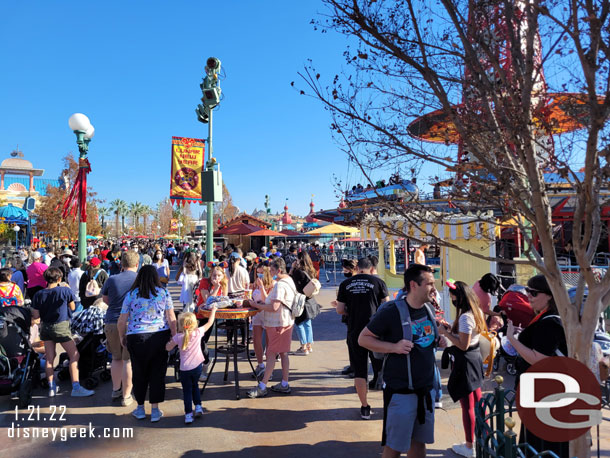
[344,272,353,278]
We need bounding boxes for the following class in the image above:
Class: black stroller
[57,306,111,389]
[0,306,40,407]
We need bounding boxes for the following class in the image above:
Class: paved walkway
[1,275,608,457]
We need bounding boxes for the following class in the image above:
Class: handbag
[302,271,321,298]
[85,270,102,297]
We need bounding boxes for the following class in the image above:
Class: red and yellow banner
[170,219,178,231]
[170,136,205,205]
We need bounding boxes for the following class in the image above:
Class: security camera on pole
[196,57,223,271]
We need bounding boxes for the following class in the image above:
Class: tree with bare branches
[300,2,610,455]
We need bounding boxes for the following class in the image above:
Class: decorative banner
[170,219,178,231]
[170,136,205,204]
[61,158,91,222]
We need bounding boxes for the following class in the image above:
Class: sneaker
[131,405,146,420]
[435,401,443,409]
[452,443,475,458]
[341,365,354,375]
[194,405,204,417]
[254,365,266,380]
[71,385,95,397]
[48,385,59,397]
[247,386,268,398]
[111,388,123,400]
[307,345,313,353]
[122,395,134,407]
[199,373,208,382]
[150,408,163,423]
[360,405,372,420]
[270,383,291,394]
[184,413,194,424]
[294,347,309,355]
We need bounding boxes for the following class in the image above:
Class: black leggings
[127,330,170,405]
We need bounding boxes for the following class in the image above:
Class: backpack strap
[422,303,439,344]
[92,269,102,281]
[395,296,414,390]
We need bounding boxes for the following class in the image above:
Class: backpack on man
[372,293,439,390]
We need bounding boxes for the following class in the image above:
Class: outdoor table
[197,306,260,399]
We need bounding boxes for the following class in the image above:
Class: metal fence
[475,376,559,458]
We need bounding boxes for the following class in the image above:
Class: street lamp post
[68,113,95,262]
[196,57,222,271]
[13,224,20,251]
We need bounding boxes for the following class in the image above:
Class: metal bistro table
[197,306,259,399]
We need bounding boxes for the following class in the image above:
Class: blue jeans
[179,363,203,413]
[295,319,313,345]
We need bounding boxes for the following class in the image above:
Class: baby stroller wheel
[83,377,98,390]
[506,362,517,376]
[18,379,33,408]
[57,369,69,382]
[99,370,111,382]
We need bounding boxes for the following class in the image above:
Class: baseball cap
[89,257,102,267]
[32,251,42,260]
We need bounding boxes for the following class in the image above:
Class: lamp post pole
[196,57,221,270]
[206,108,214,267]
[68,113,95,262]
[13,225,19,251]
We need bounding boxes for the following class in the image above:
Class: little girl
[178,252,201,313]
[166,308,217,424]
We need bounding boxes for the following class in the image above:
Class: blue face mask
[257,273,264,279]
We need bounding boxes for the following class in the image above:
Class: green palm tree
[110,199,128,237]
[141,205,153,235]
[129,202,146,234]
[97,206,111,232]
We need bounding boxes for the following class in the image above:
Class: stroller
[0,306,40,407]
[56,305,111,389]
[491,285,533,375]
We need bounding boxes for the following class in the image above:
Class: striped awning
[360,217,499,242]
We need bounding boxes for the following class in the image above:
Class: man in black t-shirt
[359,264,441,458]
[336,257,389,420]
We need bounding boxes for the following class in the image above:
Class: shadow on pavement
[180,440,381,458]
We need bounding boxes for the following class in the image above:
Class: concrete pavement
[1,279,608,457]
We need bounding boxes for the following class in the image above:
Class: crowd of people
[0,238,607,457]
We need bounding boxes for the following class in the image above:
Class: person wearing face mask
[438,281,487,458]
[131,243,144,270]
[152,250,170,286]
[335,259,358,377]
[335,257,389,419]
[248,258,296,398]
[506,274,568,458]
[246,263,275,379]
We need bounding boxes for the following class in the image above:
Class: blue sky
[0,1,357,217]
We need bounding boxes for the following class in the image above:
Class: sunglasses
[525,287,546,297]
